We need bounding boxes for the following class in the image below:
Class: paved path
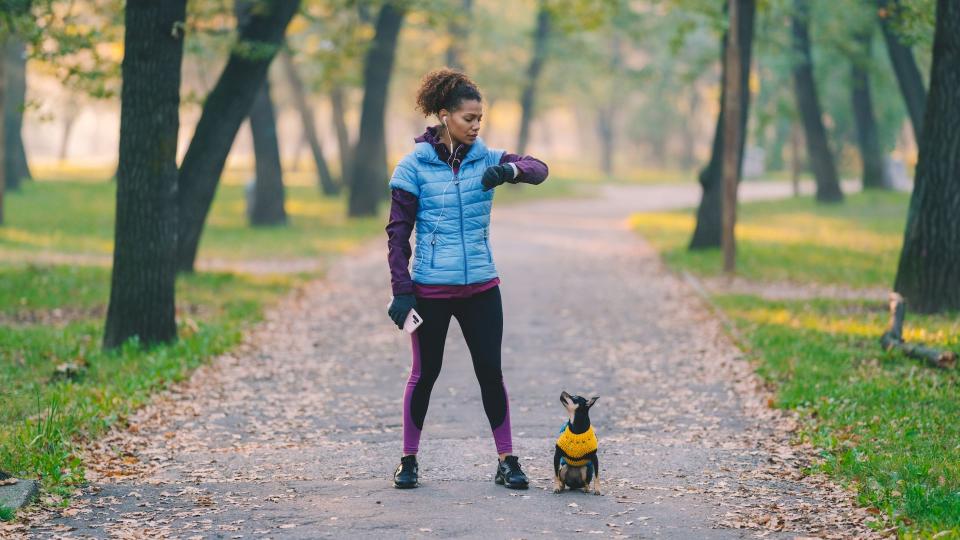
[28,181,875,539]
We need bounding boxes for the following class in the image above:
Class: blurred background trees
[0,0,953,346]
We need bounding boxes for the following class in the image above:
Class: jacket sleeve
[499,152,549,185]
[385,188,418,296]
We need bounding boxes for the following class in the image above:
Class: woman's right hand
[388,294,417,329]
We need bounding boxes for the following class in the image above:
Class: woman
[385,69,549,489]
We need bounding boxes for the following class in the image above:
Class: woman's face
[440,99,482,145]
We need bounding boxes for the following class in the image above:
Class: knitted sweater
[556,423,598,467]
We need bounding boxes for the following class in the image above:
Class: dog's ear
[586,396,599,408]
[560,391,574,408]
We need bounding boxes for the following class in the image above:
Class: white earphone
[441,115,453,155]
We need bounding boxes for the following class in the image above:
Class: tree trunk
[445,0,472,70]
[596,109,613,178]
[721,0,744,274]
[103,0,186,349]
[58,102,77,163]
[851,30,889,189]
[596,35,622,178]
[791,123,801,196]
[880,293,957,368]
[247,80,287,226]
[892,0,960,313]
[516,0,550,156]
[877,0,927,140]
[688,0,756,250]
[330,85,352,189]
[792,0,843,203]
[4,39,30,190]
[176,0,300,273]
[767,116,791,171]
[279,49,338,195]
[290,129,305,172]
[681,88,701,170]
[0,53,6,224]
[347,2,406,217]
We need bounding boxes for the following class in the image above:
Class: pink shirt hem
[413,277,501,299]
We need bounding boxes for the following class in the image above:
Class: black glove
[388,294,417,329]
[481,164,514,191]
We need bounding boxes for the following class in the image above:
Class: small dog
[553,391,601,495]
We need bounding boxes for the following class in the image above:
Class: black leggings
[401,286,512,454]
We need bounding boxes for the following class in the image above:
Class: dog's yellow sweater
[556,424,597,467]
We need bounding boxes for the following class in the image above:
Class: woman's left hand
[481,165,514,191]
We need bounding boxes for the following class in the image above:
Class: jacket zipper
[430,235,436,268]
[453,173,468,284]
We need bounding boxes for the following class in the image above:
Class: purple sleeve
[499,152,549,185]
[386,188,418,296]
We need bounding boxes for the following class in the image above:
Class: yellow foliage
[626,212,693,233]
[0,228,112,253]
[735,305,883,338]
[286,15,309,35]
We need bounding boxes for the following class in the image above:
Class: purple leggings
[402,286,512,455]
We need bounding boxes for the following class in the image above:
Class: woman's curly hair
[415,68,482,117]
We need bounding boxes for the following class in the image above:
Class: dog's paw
[553,487,562,494]
[593,489,602,496]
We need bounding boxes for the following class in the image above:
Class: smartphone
[403,308,424,334]
[388,300,424,334]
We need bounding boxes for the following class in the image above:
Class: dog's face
[560,391,599,423]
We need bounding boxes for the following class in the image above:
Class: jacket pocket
[483,228,493,263]
[430,237,437,269]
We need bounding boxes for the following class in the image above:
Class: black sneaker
[393,455,419,489]
[494,455,529,489]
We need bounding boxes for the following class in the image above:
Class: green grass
[0,179,386,261]
[631,192,960,535]
[0,264,300,500]
[719,295,960,534]
[630,190,908,289]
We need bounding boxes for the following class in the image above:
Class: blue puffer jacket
[388,136,504,285]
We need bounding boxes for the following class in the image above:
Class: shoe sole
[495,475,529,489]
[394,482,419,489]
